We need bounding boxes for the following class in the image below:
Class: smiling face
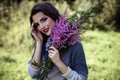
[32,12,55,36]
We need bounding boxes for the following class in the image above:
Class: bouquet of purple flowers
[50,11,83,50]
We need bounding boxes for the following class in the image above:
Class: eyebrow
[34,16,47,24]
[40,16,47,22]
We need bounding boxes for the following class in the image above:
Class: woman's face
[32,12,55,36]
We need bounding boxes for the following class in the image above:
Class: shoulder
[70,41,84,51]
[61,41,84,57]
[68,41,85,60]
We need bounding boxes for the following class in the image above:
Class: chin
[45,32,50,36]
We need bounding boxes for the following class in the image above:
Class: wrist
[53,59,62,66]
[55,60,62,66]
[55,60,68,74]
[30,60,41,69]
[36,41,42,46]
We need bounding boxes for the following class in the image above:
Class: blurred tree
[0,0,22,5]
[86,0,118,31]
[115,0,120,31]
[65,0,76,6]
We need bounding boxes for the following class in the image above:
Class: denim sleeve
[28,64,42,79]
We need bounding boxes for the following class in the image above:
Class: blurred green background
[0,0,120,80]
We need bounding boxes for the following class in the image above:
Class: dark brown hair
[30,2,60,43]
[30,2,60,25]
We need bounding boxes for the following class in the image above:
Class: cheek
[50,20,55,28]
[37,27,42,32]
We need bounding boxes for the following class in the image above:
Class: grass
[0,30,120,80]
[82,30,120,80]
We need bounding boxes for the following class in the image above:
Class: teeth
[43,28,48,33]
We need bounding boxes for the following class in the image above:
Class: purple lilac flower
[50,11,83,49]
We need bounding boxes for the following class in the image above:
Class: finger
[30,29,39,39]
[31,22,37,33]
[48,47,54,51]
[49,46,58,53]
[37,29,42,34]
[48,54,53,58]
[31,28,36,35]
[30,26,34,32]
[48,50,55,54]
[48,51,54,58]
[49,46,56,51]
[30,25,36,33]
[31,22,34,27]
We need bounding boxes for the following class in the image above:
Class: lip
[43,28,49,33]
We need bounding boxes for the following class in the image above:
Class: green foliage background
[0,0,120,80]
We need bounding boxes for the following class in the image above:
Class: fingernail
[48,48,54,51]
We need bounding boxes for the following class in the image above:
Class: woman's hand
[48,46,61,64]
[30,22,43,43]
[48,46,68,74]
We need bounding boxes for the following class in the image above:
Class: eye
[40,17,47,22]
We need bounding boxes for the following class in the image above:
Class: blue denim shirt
[28,41,88,80]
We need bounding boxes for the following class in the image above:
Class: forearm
[54,60,68,74]
[31,42,42,69]
[28,42,43,78]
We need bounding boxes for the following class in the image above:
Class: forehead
[32,12,47,22]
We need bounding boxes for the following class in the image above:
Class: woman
[28,2,88,80]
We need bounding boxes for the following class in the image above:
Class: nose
[38,22,45,29]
